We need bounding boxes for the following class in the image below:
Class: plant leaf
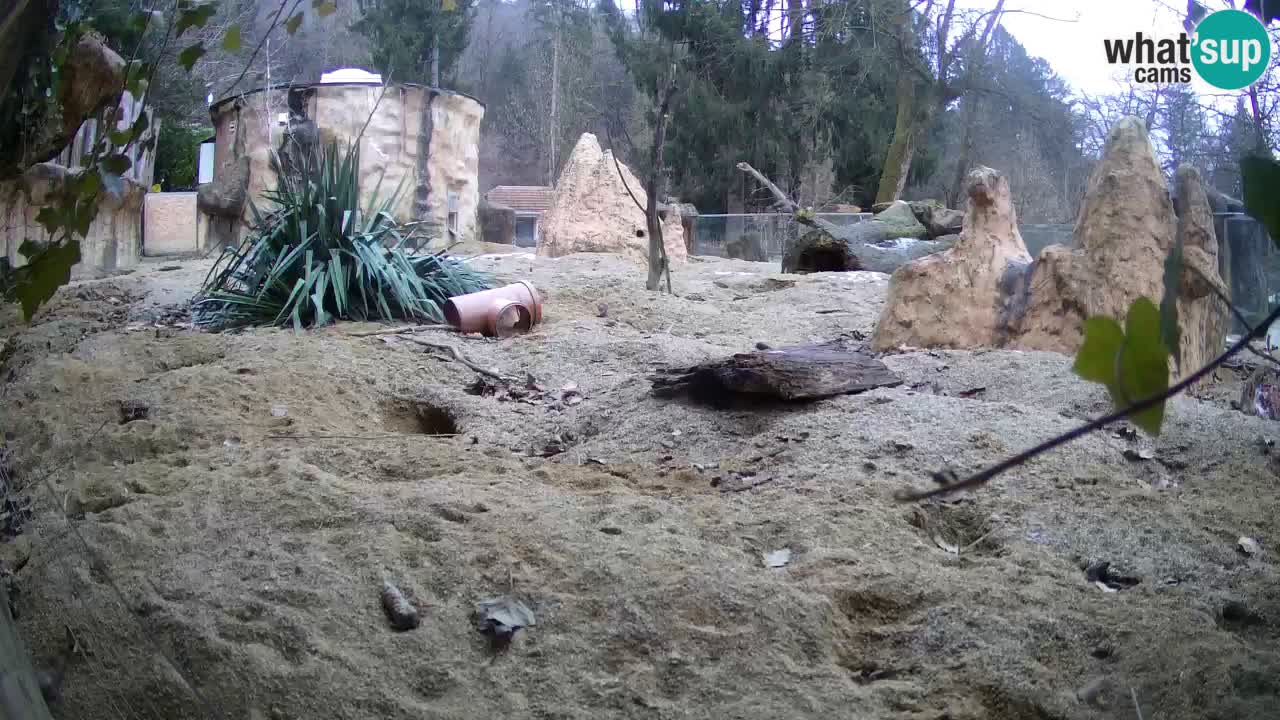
[285,11,304,34]
[178,42,206,71]
[314,0,338,17]
[102,154,133,176]
[222,24,242,51]
[175,3,217,36]
[13,240,81,321]
[1119,298,1171,436]
[1073,316,1124,385]
[1242,155,1280,247]
[1073,298,1171,437]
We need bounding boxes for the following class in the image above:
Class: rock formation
[1018,118,1175,352]
[871,116,1230,382]
[1172,164,1229,376]
[874,201,928,239]
[908,200,965,239]
[537,133,686,265]
[871,166,1031,351]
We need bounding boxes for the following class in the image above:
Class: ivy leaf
[1160,231,1183,372]
[1242,155,1280,248]
[313,0,338,17]
[442,0,457,11]
[34,206,64,236]
[178,42,206,71]
[102,154,133,176]
[222,24,242,51]
[285,11,304,35]
[1073,316,1124,386]
[1119,297,1170,436]
[12,240,81,321]
[1073,298,1171,436]
[127,72,149,97]
[109,127,136,147]
[175,3,217,36]
[76,170,101,199]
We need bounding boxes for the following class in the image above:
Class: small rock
[1076,676,1110,706]
[1122,448,1154,461]
[763,549,792,568]
[1238,536,1260,556]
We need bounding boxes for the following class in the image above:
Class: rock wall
[537,133,686,266]
[871,116,1229,382]
[205,83,484,247]
[1,163,143,276]
[871,167,1030,350]
[1017,117,1174,353]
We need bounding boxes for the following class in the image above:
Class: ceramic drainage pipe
[444,282,543,335]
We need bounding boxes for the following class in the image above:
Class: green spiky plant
[192,140,489,330]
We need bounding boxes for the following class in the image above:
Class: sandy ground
[1,250,1278,720]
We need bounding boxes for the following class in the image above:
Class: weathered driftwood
[651,342,901,401]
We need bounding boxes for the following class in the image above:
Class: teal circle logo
[1192,9,1272,90]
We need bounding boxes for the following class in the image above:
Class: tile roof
[486,185,555,215]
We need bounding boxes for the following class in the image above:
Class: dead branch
[397,336,512,380]
[735,162,843,236]
[346,324,451,337]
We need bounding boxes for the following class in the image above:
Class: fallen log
[650,341,902,402]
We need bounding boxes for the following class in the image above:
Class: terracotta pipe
[444,282,543,336]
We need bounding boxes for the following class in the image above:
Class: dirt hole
[907,503,1002,556]
[382,399,459,436]
[796,247,861,273]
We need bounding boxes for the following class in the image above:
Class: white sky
[955,0,1235,98]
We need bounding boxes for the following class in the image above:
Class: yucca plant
[193,140,490,330]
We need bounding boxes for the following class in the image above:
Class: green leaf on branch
[176,3,217,36]
[1160,230,1183,372]
[1242,155,1280,247]
[1072,297,1171,436]
[102,154,133,176]
[34,207,64,236]
[109,127,136,147]
[13,240,81,321]
[285,11,304,34]
[178,42,206,71]
[313,0,338,17]
[222,24,242,51]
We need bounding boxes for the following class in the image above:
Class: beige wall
[1,164,143,277]
[143,192,200,255]
[206,83,484,246]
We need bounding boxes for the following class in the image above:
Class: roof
[209,82,483,115]
[486,186,555,215]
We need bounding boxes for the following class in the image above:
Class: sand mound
[1,256,1277,719]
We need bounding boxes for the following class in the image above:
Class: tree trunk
[646,72,677,292]
[875,70,919,204]
[548,14,560,185]
[946,95,979,208]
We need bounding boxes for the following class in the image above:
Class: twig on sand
[347,324,451,337]
[720,476,777,493]
[1130,688,1144,720]
[398,337,512,381]
[960,527,999,554]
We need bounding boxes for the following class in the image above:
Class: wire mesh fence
[689,213,872,261]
